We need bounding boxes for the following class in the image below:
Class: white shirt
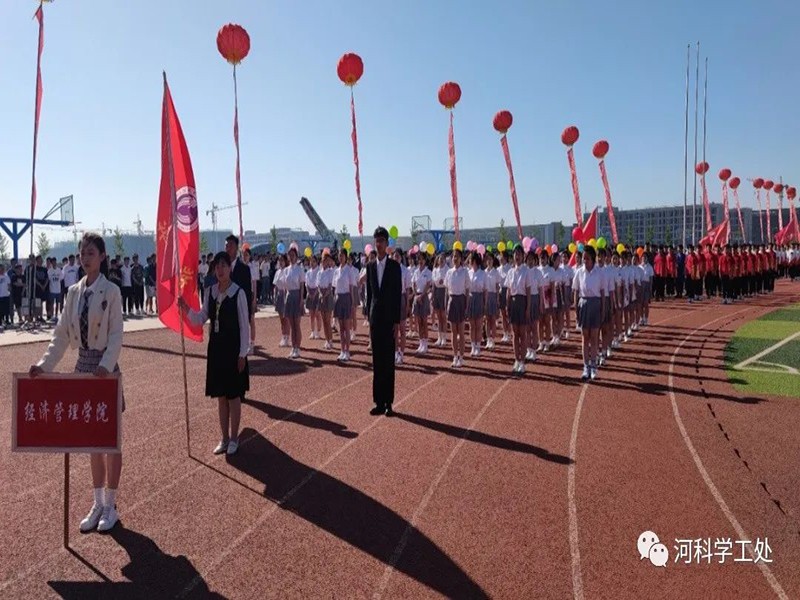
[561,265,575,288]
[572,265,603,298]
[400,264,412,292]
[467,268,486,293]
[333,266,353,294]
[526,265,544,295]
[444,266,468,295]
[249,262,260,282]
[432,266,446,288]
[62,264,79,287]
[317,267,334,290]
[48,267,62,294]
[0,273,10,298]
[306,266,320,289]
[283,263,306,291]
[499,263,512,288]
[272,268,286,291]
[198,263,209,277]
[377,256,388,288]
[485,268,502,294]
[120,265,132,287]
[260,261,270,278]
[188,282,251,358]
[412,267,432,294]
[641,263,654,281]
[505,264,529,296]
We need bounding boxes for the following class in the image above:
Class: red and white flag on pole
[30,4,45,222]
[157,74,203,342]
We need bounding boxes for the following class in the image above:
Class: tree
[498,219,508,244]
[270,226,278,253]
[625,224,635,249]
[645,225,655,245]
[36,232,51,258]
[338,224,349,246]
[664,226,673,246]
[200,233,209,256]
[113,227,125,256]
[0,233,8,261]
[554,223,565,248]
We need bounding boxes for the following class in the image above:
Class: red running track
[0,282,798,599]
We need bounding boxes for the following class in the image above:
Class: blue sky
[1,0,798,250]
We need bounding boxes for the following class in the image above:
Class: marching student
[30,232,125,532]
[572,245,603,380]
[411,251,433,354]
[317,252,336,350]
[180,251,249,457]
[283,247,306,359]
[525,251,544,362]
[483,253,501,349]
[431,254,448,347]
[466,251,487,357]
[640,253,653,324]
[305,254,321,340]
[550,252,566,348]
[243,248,259,352]
[445,248,468,367]
[506,245,529,373]
[597,249,614,366]
[0,264,11,330]
[631,253,644,330]
[47,257,62,322]
[273,254,289,347]
[536,251,555,353]
[131,255,145,317]
[611,250,624,349]
[406,253,419,341]
[333,249,354,362]
[560,250,575,338]
[498,250,513,343]
[393,248,411,365]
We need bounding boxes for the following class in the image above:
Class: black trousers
[121,286,132,313]
[370,322,396,408]
[720,275,730,300]
[132,284,144,311]
[653,276,664,300]
[675,277,684,297]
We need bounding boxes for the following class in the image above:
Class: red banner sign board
[12,374,121,453]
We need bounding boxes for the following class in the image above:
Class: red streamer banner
[350,89,363,236]
[765,190,772,242]
[598,160,619,244]
[778,192,784,231]
[721,182,730,244]
[567,147,582,227]
[448,111,460,240]
[499,135,523,241]
[232,65,244,244]
[700,174,712,232]
[698,219,729,248]
[30,5,44,223]
[755,189,764,243]
[732,189,746,242]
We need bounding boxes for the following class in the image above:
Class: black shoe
[369,406,384,416]
[385,406,395,417]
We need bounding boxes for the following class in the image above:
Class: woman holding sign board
[30,232,125,533]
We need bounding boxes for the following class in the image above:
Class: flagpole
[163,72,192,457]
[30,2,45,257]
[682,43,690,247]
[692,42,700,245]
[702,57,709,228]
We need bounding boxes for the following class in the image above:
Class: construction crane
[206,202,249,235]
[299,197,335,242]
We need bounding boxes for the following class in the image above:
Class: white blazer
[37,274,124,373]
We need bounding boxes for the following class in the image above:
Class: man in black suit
[225,234,254,315]
[366,226,402,416]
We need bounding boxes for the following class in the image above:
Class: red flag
[448,111,460,239]
[30,5,44,222]
[569,208,598,267]
[698,219,729,248]
[157,74,203,342]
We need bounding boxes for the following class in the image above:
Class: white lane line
[178,373,447,598]
[567,383,588,600]
[733,330,800,371]
[373,379,511,599]
[669,309,789,600]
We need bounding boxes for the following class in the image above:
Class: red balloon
[337,53,364,86]
[561,126,579,146]
[764,180,774,190]
[592,140,609,159]
[773,183,784,194]
[438,82,461,109]
[729,176,741,189]
[572,226,583,242]
[718,168,731,181]
[493,110,513,134]
[216,24,250,66]
[753,178,764,189]
[787,187,797,199]
[694,161,709,175]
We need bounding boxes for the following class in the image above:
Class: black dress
[206,287,250,400]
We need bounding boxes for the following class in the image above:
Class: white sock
[93,487,103,506]
[104,488,117,508]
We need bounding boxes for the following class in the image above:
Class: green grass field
[724,303,800,399]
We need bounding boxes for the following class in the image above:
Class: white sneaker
[563,331,570,340]
[456,356,464,368]
[581,367,590,380]
[79,504,104,533]
[350,331,356,342]
[537,343,544,352]
[501,334,510,343]
[248,344,255,356]
[309,331,316,339]
[606,347,612,358]
[278,337,288,347]
[519,362,526,373]
[513,360,520,373]
[97,504,119,533]
[213,440,229,455]
[623,334,630,343]
[486,339,495,350]
[293,348,301,359]
[543,343,550,353]
[525,349,533,360]
[590,367,598,381]
[226,439,239,455]
[474,347,481,357]
[451,356,459,368]
[528,351,537,362]
[415,344,424,354]
[337,352,345,361]
[397,352,403,365]
[324,341,332,350]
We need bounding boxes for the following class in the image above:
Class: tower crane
[206,202,249,250]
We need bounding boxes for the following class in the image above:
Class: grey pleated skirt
[334,292,351,320]
[641,281,652,302]
[305,287,320,311]
[447,294,466,323]
[432,287,447,311]
[578,297,602,329]
[485,292,499,318]
[528,293,540,322]
[275,289,286,317]
[75,347,125,412]
[509,294,528,326]
[466,292,484,320]
[284,289,302,318]
[412,293,430,318]
[602,296,613,325]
